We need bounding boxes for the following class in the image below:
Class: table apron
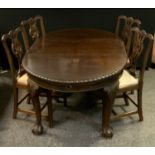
[27,73,121,93]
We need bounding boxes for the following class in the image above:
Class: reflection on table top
[23,28,127,85]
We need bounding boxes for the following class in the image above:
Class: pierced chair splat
[115,15,141,55]
[21,15,45,45]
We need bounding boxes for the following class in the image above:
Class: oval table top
[22,28,127,92]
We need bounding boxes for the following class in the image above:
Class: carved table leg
[29,79,43,135]
[101,80,118,138]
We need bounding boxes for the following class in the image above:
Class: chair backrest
[115,15,141,55]
[126,27,153,88]
[21,15,45,48]
[1,26,28,83]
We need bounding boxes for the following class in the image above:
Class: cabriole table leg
[28,79,43,135]
[101,80,118,138]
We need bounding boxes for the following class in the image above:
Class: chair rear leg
[26,94,31,104]
[123,93,129,106]
[137,89,143,121]
[13,87,18,119]
[63,94,67,107]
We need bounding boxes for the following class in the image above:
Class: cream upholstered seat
[118,70,138,91]
[111,27,153,121]
[16,73,28,89]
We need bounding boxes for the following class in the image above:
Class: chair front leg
[13,87,18,119]
[137,89,143,121]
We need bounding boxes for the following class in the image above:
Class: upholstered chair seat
[16,73,28,89]
[118,70,138,91]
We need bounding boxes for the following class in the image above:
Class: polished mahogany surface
[22,28,127,91]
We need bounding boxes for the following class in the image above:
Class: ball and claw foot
[32,124,43,135]
[102,127,113,138]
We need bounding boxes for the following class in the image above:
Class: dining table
[22,28,127,138]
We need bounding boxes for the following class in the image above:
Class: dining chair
[21,15,68,107]
[111,27,153,121]
[115,15,142,100]
[115,15,141,55]
[1,26,52,127]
